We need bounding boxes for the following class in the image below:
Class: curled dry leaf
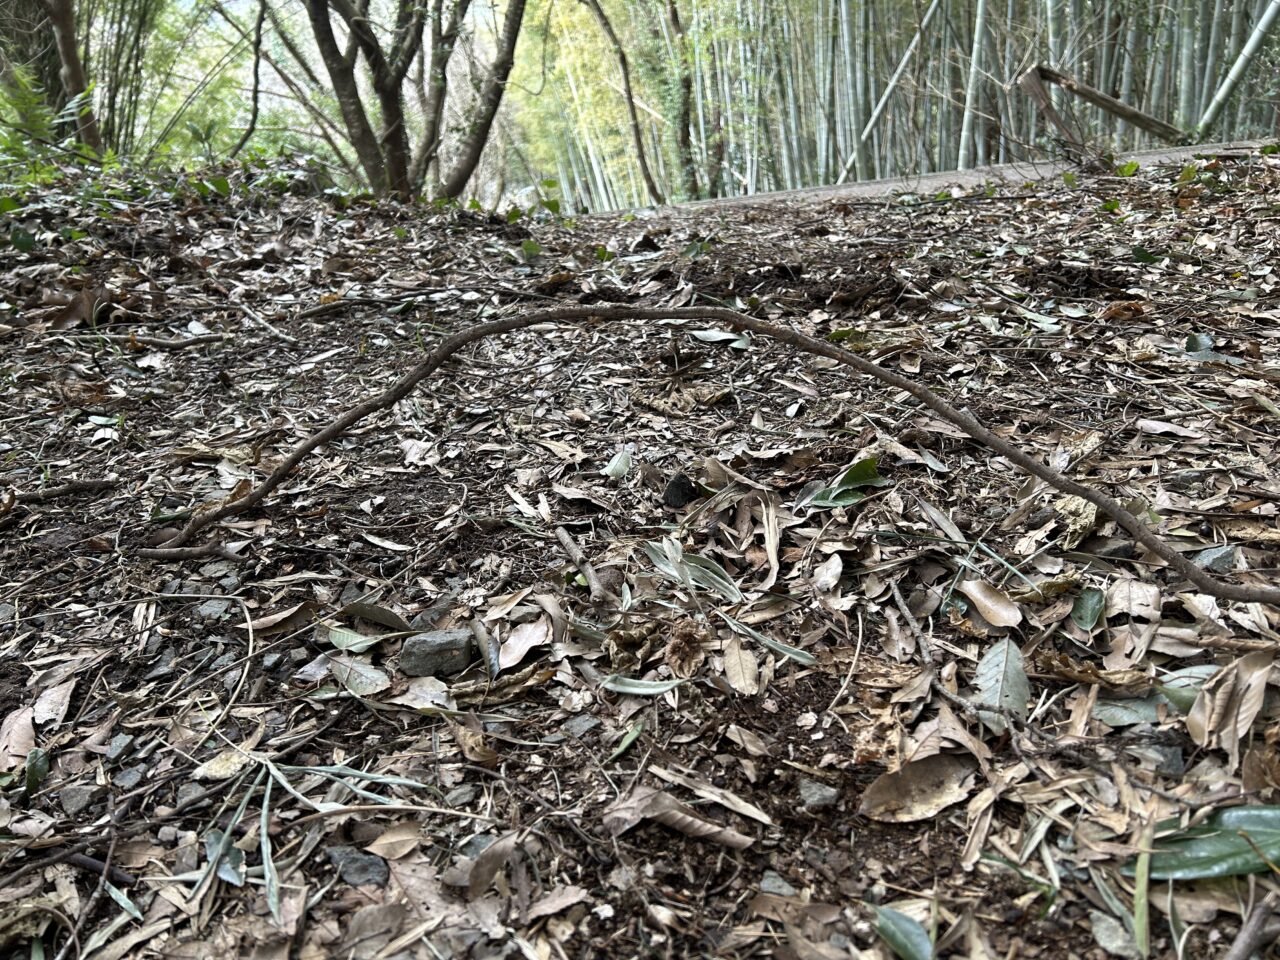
[858,753,979,823]
[956,580,1022,628]
[1186,651,1274,772]
[603,785,754,850]
[498,615,552,670]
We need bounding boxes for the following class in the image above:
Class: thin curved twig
[153,305,1280,606]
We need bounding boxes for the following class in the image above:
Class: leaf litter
[1,150,1280,957]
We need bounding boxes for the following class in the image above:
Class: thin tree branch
[151,305,1280,606]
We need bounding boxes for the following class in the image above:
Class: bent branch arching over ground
[155,304,1280,607]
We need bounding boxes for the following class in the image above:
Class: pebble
[445,784,478,807]
[105,733,135,763]
[562,715,601,739]
[761,870,797,896]
[399,628,472,677]
[326,844,389,887]
[1194,544,1238,574]
[197,598,231,620]
[798,777,839,811]
[114,764,148,791]
[60,784,103,816]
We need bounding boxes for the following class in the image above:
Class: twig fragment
[554,525,616,605]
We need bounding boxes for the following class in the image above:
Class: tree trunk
[229,0,266,158]
[43,0,102,152]
[1196,0,1280,137]
[958,0,988,169]
[306,0,391,193]
[440,0,528,199]
[580,0,664,204]
[666,0,699,199]
[411,0,473,192]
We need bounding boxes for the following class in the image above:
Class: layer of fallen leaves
[1,148,1279,959]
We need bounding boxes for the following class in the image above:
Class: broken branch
[155,305,1280,606]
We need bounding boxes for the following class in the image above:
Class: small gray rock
[176,782,207,808]
[798,777,839,811]
[1194,544,1238,574]
[199,561,235,579]
[339,583,368,607]
[445,784,478,807]
[105,733,135,763]
[196,598,231,620]
[262,653,283,670]
[1152,744,1185,776]
[326,844,389,887]
[399,628,472,677]
[0,602,16,624]
[761,870,797,896]
[459,834,496,858]
[114,764,148,791]
[563,715,601,739]
[60,784,103,816]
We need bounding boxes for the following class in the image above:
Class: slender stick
[153,305,1280,606]
[554,526,614,605]
[1223,891,1280,960]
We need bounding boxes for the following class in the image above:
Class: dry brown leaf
[956,580,1022,628]
[859,753,979,822]
[1186,651,1273,771]
[364,822,421,860]
[0,706,36,774]
[498,615,551,670]
[722,634,760,695]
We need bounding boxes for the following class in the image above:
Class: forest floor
[2,144,1280,960]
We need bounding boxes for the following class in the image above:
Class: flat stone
[196,598,231,620]
[326,844,389,888]
[399,628,472,678]
[798,777,839,811]
[60,784,103,816]
[761,870,797,896]
[105,733,135,763]
[114,764,148,791]
[339,583,369,607]
[563,715,601,739]
[199,561,235,579]
[459,834,495,859]
[445,784,478,807]
[0,602,16,624]
[1194,544,1238,574]
[176,782,207,808]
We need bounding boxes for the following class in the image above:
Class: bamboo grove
[511,0,1280,211]
[1,0,1277,208]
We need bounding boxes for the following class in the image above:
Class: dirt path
[643,138,1271,213]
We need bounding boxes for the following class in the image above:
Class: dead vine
[153,305,1280,607]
